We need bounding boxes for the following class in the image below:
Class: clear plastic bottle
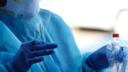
[107,33,120,72]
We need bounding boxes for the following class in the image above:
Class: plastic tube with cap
[107,33,121,72]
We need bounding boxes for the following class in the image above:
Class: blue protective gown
[0,21,21,72]
[0,9,83,72]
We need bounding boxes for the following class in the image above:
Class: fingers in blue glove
[117,47,127,62]
[30,43,57,51]
[30,50,54,58]
[12,41,58,72]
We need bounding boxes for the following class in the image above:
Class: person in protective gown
[0,0,82,72]
[0,0,127,72]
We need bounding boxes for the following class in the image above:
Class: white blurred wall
[39,0,128,54]
[40,0,128,30]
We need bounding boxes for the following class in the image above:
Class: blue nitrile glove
[85,45,126,71]
[117,47,127,63]
[11,40,57,72]
[85,45,110,71]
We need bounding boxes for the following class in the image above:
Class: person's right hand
[117,47,127,63]
[11,40,57,72]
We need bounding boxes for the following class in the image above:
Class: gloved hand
[117,47,127,63]
[85,45,126,71]
[11,40,57,72]
[86,45,110,71]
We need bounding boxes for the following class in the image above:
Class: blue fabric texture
[0,9,82,72]
[0,21,21,72]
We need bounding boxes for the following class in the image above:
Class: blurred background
[40,0,128,54]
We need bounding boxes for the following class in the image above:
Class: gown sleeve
[0,21,21,72]
[39,9,82,72]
